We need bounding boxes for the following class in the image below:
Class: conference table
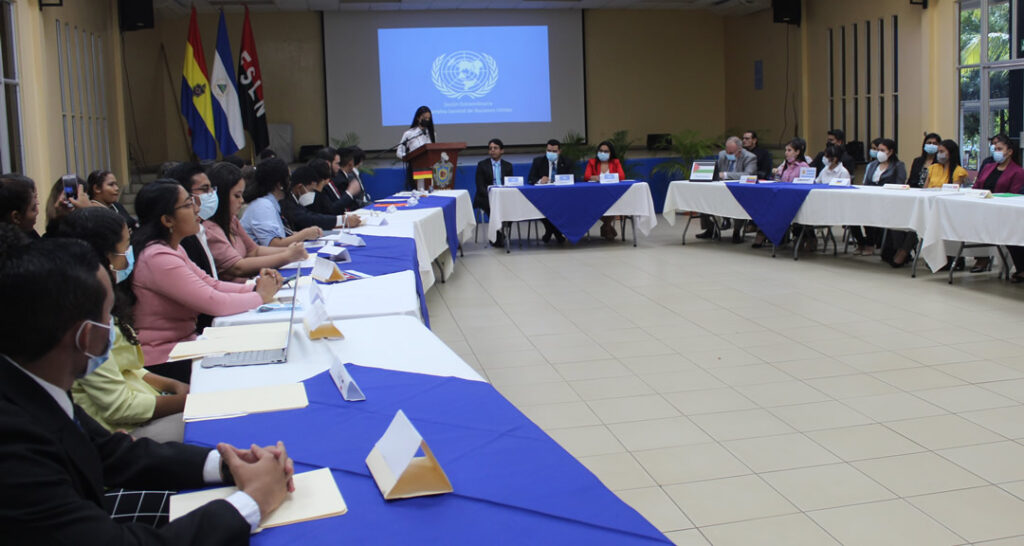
[486,181,658,252]
[920,192,1024,273]
[187,315,672,545]
[661,180,987,272]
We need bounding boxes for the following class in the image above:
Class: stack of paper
[169,467,347,530]
[183,383,309,422]
[169,322,290,361]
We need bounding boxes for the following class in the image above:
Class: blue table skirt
[280,234,429,328]
[725,182,858,245]
[184,366,671,545]
[514,182,632,243]
[370,194,458,260]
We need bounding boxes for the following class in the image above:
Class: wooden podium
[403,142,466,191]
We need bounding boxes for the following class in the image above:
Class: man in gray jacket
[696,137,758,243]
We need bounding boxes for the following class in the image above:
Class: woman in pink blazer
[130,182,282,368]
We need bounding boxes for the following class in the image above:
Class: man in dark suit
[0,238,294,543]
[742,130,774,180]
[811,129,856,176]
[313,147,362,214]
[527,139,572,243]
[281,165,359,231]
[475,138,514,247]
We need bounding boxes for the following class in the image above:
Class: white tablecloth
[486,182,659,243]
[191,315,484,394]
[351,206,451,291]
[404,189,477,243]
[921,194,1024,272]
[212,271,421,327]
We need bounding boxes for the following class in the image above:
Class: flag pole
[159,42,197,163]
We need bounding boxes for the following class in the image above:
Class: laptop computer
[200,277,299,368]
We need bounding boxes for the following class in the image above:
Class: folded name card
[503,176,523,187]
[360,215,387,227]
[553,174,574,185]
[799,167,818,179]
[793,177,815,184]
[739,175,758,184]
[366,410,452,500]
[318,245,351,263]
[942,184,962,191]
[829,178,851,186]
[599,173,620,184]
[330,360,365,402]
[883,184,910,190]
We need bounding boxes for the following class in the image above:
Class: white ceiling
[155,0,770,16]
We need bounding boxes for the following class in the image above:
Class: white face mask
[876,151,889,163]
[298,191,316,207]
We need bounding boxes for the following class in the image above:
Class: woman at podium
[398,106,436,190]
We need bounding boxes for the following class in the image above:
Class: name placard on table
[598,173,620,184]
[503,176,523,187]
[553,174,575,185]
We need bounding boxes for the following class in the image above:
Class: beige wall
[122,10,325,165]
[723,9,802,149]
[800,0,958,158]
[16,0,129,232]
[584,10,727,144]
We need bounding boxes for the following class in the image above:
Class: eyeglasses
[174,198,199,211]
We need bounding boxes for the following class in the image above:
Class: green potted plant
[652,130,718,180]
[559,131,595,179]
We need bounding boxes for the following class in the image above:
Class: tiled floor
[426,221,1024,546]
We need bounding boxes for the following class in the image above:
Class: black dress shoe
[542,232,552,243]
[555,233,566,244]
[721,219,732,230]
[731,234,744,244]
[695,230,714,239]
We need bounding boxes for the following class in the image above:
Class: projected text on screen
[377,26,552,126]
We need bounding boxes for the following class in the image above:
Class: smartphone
[61,174,78,199]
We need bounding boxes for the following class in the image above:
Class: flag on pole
[237,6,269,153]
[180,5,217,160]
[211,10,245,156]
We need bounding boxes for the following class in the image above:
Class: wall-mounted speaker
[772,0,801,27]
[119,0,154,32]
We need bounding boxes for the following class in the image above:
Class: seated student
[815,143,852,184]
[0,234,294,541]
[48,208,188,442]
[474,138,513,247]
[812,129,856,175]
[925,139,968,188]
[908,133,942,188]
[338,146,371,208]
[350,146,372,206]
[528,139,573,243]
[257,147,277,163]
[0,174,40,238]
[968,134,1024,273]
[130,182,281,366]
[852,138,907,255]
[165,164,221,281]
[313,147,362,214]
[86,170,138,231]
[583,140,629,241]
[281,165,360,232]
[742,130,774,180]
[773,138,810,182]
[240,158,323,247]
[204,162,308,283]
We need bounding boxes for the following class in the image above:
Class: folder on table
[169,322,290,361]
[169,467,347,530]
[183,383,308,422]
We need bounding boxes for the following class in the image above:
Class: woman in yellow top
[50,207,189,442]
[925,140,969,188]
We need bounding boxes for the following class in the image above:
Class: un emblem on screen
[431,51,499,99]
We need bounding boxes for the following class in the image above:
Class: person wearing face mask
[853,138,907,255]
[584,141,629,241]
[398,106,436,191]
[907,133,942,188]
[812,129,856,176]
[814,144,851,184]
[527,139,573,243]
[695,137,757,243]
[925,139,968,188]
[166,163,221,282]
[966,134,1024,273]
[280,165,360,232]
[49,208,189,442]
[132,182,281,368]
[241,158,324,247]
[204,162,308,283]
[979,136,999,171]
[0,233,295,542]
[86,170,138,231]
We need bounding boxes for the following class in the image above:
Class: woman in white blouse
[397,106,436,190]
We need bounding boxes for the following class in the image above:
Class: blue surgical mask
[76,317,115,376]
[924,144,939,155]
[597,151,610,162]
[546,151,558,162]
[724,153,736,161]
[869,149,878,159]
[993,150,1006,163]
[197,191,219,220]
[113,248,134,284]
[990,144,997,154]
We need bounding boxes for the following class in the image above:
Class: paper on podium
[366,410,453,500]
[183,383,308,422]
[169,467,347,530]
[169,323,290,360]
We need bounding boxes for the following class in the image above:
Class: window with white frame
[0,1,23,174]
[55,17,110,177]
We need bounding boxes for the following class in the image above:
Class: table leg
[632,216,638,247]
[505,223,512,254]
[911,240,923,278]
[793,227,805,261]
[681,214,692,245]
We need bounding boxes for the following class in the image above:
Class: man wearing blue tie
[474,138,513,247]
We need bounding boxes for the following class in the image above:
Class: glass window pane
[0,4,14,80]
[961,107,980,170]
[961,4,982,65]
[991,105,1009,136]
[961,68,981,100]
[5,83,21,173]
[989,1,1011,62]
[990,69,1010,99]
